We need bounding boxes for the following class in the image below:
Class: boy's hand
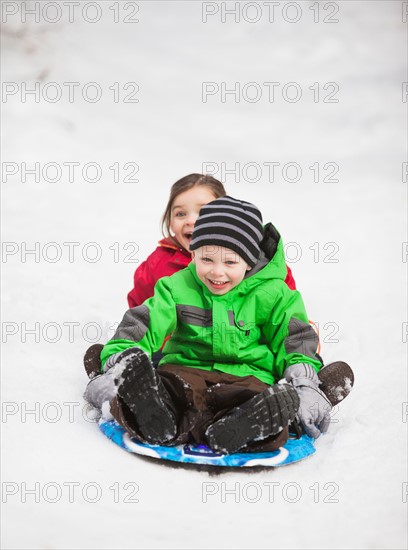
[284,363,332,439]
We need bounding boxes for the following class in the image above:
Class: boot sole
[116,355,176,445]
[318,361,354,406]
[83,343,104,379]
[206,383,299,454]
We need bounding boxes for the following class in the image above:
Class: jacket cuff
[102,346,142,373]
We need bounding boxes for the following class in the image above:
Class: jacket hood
[243,222,286,282]
[239,235,287,291]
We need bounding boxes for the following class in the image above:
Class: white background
[1,1,407,549]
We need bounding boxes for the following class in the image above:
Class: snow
[1,1,407,549]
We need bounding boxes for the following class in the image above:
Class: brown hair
[161,173,226,240]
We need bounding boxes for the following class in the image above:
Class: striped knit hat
[189,196,264,267]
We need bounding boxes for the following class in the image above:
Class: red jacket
[127,238,296,308]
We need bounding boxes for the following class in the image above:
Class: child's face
[170,186,217,252]
[192,246,251,295]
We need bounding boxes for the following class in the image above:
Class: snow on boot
[206,383,299,454]
[114,349,177,445]
[83,344,103,379]
[318,361,354,406]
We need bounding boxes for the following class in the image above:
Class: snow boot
[206,383,299,454]
[83,343,103,379]
[318,361,354,406]
[114,349,177,445]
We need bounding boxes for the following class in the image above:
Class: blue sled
[99,420,316,468]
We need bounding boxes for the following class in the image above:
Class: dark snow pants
[110,364,289,452]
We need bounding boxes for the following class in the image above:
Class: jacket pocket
[176,305,212,328]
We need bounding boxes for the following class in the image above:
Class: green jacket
[101,230,321,385]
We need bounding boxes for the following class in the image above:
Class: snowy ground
[1,1,407,549]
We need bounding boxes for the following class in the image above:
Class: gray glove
[284,363,332,439]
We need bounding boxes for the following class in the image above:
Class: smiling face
[192,245,251,295]
[170,186,217,252]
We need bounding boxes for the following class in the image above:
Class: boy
[91,196,338,453]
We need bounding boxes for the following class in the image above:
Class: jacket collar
[158,237,191,258]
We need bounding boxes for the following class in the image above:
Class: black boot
[206,383,299,454]
[83,344,103,379]
[318,361,354,406]
[114,349,177,445]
